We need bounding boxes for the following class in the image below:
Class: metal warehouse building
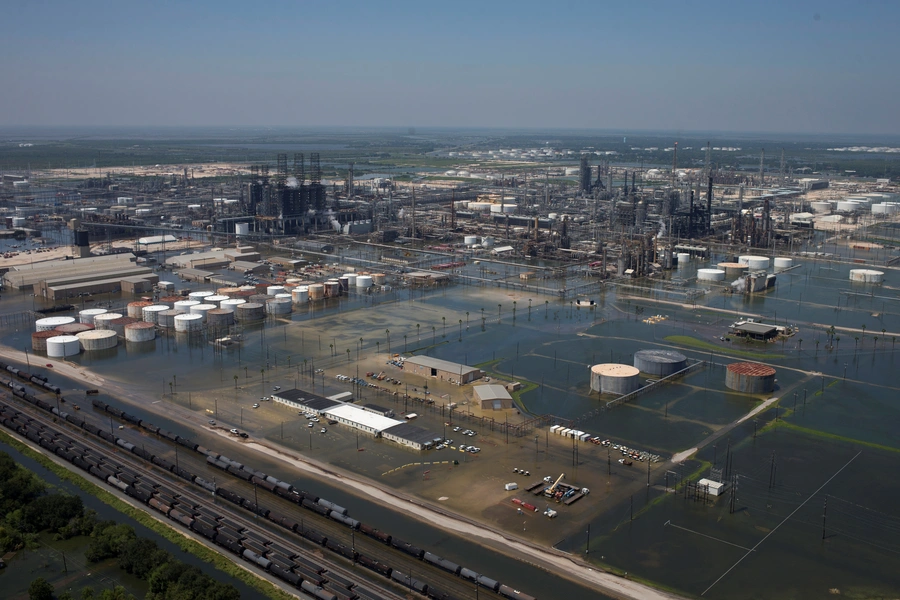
[382,422,440,451]
[322,404,401,436]
[272,389,341,414]
[474,384,514,410]
[403,355,482,384]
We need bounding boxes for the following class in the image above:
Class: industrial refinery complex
[1,135,899,600]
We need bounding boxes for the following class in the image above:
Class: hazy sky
[2,0,898,134]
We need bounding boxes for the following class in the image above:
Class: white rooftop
[322,403,402,432]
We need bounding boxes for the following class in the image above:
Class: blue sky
[1,0,897,133]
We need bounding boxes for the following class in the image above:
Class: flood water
[3,235,899,599]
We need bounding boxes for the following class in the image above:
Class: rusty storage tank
[235,302,265,321]
[324,280,341,297]
[32,330,59,352]
[127,301,153,318]
[158,295,184,308]
[589,364,641,395]
[206,308,234,327]
[77,329,118,351]
[725,362,776,393]
[92,312,124,330]
[217,287,241,296]
[124,321,156,342]
[55,323,93,335]
[190,303,216,322]
[634,350,688,376]
[372,273,387,285]
[308,284,325,300]
[107,316,138,337]
[717,262,748,279]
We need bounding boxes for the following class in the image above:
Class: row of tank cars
[0,361,536,600]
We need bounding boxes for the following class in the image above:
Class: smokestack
[689,190,695,238]
[707,176,713,233]
[672,142,678,188]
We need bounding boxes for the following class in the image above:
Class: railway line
[0,360,538,600]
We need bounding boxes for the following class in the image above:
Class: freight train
[0,361,536,600]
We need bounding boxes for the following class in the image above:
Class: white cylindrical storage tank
[36,316,76,331]
[481,236,494,247]
[188,291,214,301]
[92,312,123,330]
[155,310,178,328]
[739,255,770,270]
[356,275,374,289]
[206,308,234,327]
[127,301,152,318]
[773,257,793,270]
[204,294,230,306]
[47,335,81,358]
[77,329,118,351]
[849,269,884,283]
[125,322,156,342]
[285,278,301,284]
[142,305,169,324]
[190,304,216,322]
[372,273,386,285]
[697,268,726,281]
[235,223,250,236]
[173,299,199,314]
[235,303,265,321]
[589,364,641,395]
[464,236,479,246]
[266,285,286,296]
[343,273,357,287]
[266,298,292,315]
[810,201,832,213]
[79,308,108,325]
[676,253,691,267]
[219,299,246,313]
[174,313,204,332]
[836,201,858,212]
[292,287,309,304]
[308,284,325,300]
[239,285,256,293]
[275,293,292,300]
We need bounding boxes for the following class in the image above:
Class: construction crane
[544,473,565,497]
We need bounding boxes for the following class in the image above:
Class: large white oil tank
[836,201,858,212]
[46,335,81,358]
[739,255,770,270]
[464,236,479,246]
[205,294,230,306]
[79,308,108,325]
[810,201,832,213]
[292,287,309,304]
[77,329,118,351]
[190,304,216,322]
[849,269,884,283]
[92,313,124,330]
[188,291,214,301]
[141,305,169,324]
[356,275,374,289]
[173,300,200,314]
[676,253,691,267]
[174,313,204,332]
[235,223,250,236]
[125,322,156,342]
[219,299,246,313]
[266,297,292,315]
[343,273,357,287]
[36,316,76,331]
[481,236,494,247]
[697,268,726,281]
[266,285,286,296]
[773,257,794,270]
[589,364,641,395]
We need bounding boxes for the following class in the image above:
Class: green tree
[21,493,84,533]
[118,537,170,579]
[86,522,136,562]
[98,586,134,600]
[0,452,45,515]
[28,577,53,600]
[81,586,95,600]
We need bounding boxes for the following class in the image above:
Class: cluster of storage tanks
[810,193,899,215]
[590,350,689,395]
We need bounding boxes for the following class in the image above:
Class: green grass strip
[664,335,784,359]
[771,420,900,454]
[0,428,293,600]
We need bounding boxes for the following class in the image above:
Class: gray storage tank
[634,349,688,376]
[725,362,776,394]
[589,364,641,395]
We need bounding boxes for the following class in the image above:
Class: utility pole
[822,497,828,540]
[585,523,590,554]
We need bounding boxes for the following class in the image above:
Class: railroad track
[0,362,538,600]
